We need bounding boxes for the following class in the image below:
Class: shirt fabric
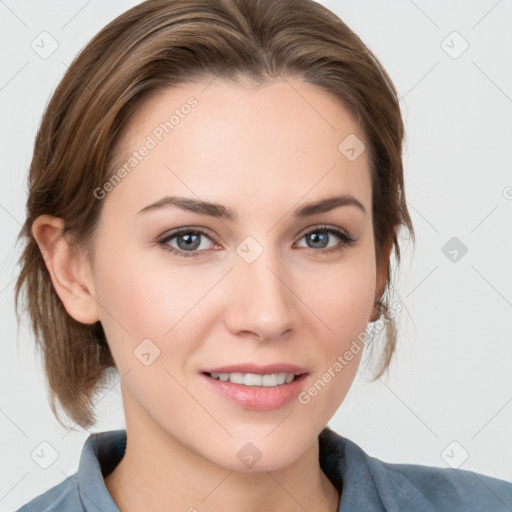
[16,426,512,511]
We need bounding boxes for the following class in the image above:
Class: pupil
[178,233,200,250]
[309,232,327,248]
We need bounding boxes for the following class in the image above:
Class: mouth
[202,371,304,387]
[200,363,309,388]
[200,366,310,411]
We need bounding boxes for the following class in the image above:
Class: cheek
[293,247,376,421]
[92,248,218,359]
[300,243,377,339]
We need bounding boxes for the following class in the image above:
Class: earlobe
[31,214,100,325]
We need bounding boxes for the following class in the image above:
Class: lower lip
[200,373,309,411]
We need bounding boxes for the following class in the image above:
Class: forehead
[104,77,372,218]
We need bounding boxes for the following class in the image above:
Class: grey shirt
[16,427,512,511]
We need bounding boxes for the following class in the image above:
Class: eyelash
[156,225,356,259]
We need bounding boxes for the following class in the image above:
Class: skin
[32,77,392,512]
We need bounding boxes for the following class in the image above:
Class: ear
[31,214,100,325]
[369,226,396,323]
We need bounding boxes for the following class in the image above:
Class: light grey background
[1,0,511,510]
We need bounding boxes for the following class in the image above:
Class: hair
[14,0,414,429]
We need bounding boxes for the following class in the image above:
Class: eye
[295,225,356,254]
[156,225,356,258]
[156,227,218,258]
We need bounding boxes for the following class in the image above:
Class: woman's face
[84,77,383,470]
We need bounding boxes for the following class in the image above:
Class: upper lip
[201,363,309,376]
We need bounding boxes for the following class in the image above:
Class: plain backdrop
[1,0,511,510]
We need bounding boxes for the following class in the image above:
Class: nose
[223,249,295,342]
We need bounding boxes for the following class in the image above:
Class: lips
[200,363,309,376]
[200,366,310,411]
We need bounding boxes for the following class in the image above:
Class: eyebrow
[136,194,366,220]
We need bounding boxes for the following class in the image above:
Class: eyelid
[156,224,356,258]
[294,224,357,251]
[296,223,352,240]
[156,225,220,250]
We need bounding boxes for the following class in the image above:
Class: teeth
[209,372,297,387]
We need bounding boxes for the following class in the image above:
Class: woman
[13,0,512,510]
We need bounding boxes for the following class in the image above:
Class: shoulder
[15,473,82,511]
[15,429,126,512]
[319,427,512,511]
[372,455,512,511]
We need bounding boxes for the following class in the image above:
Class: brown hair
[14,0,414,429]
